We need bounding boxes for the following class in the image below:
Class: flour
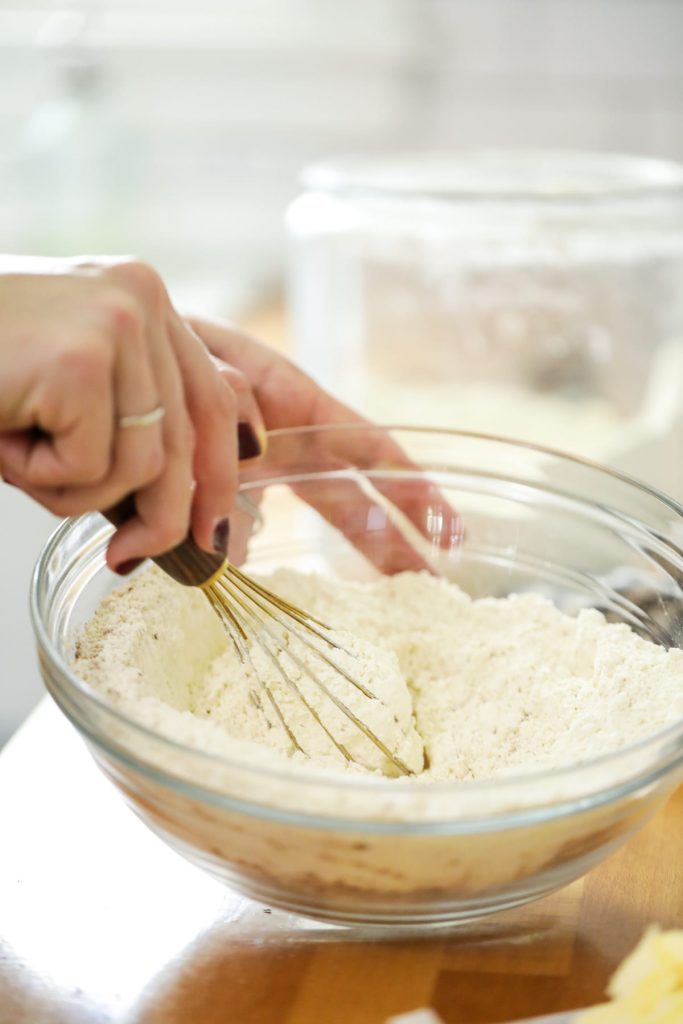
[75,566,683,783]
[193,622,425,775]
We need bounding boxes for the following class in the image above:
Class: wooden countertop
[1,699,682,1024]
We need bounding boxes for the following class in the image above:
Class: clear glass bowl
[31,426,683,928]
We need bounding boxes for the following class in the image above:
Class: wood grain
[1,702,682,1024]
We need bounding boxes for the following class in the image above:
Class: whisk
[105,501,414,776]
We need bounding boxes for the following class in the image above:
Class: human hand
[188,315,463,573]
[0,257,264,573]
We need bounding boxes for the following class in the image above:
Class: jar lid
[302,150,683,204]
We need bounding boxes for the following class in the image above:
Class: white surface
[2,700,588,1022]
[0,486,57,745]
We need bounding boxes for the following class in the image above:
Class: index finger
[308,421,463,553]
[242,424,463,575]
[186,317,461,566]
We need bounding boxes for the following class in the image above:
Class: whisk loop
[103,502,415,777]
[203,564,414,776]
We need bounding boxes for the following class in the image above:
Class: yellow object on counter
[577,928,683,1023]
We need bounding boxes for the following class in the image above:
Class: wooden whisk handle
[104,497,227,587]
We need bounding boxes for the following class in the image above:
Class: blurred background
[1,0,683,745]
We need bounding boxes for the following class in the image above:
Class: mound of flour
[75,567,683,781]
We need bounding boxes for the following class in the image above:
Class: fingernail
[212,517,230,555]
[115,558,144,577]
[237,421,262,461]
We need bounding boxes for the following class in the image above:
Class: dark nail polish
[237,420,262,461]
[115,558,144,577]
[212,517,230,556]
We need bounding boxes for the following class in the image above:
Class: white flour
[75,567,683,782]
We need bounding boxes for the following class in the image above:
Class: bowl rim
[30,424,683,798]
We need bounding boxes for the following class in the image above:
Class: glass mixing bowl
[31,427,683,928]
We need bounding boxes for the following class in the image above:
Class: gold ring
[117,405,165,430]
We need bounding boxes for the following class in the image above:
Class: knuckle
[55,340,111,391]
[101,289,143,338]
[218,364,248,395]
[110,259,166,308]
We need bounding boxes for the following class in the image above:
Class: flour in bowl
[75,567,683,781]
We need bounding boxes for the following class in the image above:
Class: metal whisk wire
[104,500,414,777]
[204,565,414,776]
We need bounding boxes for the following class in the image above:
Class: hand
[0,257,263,572]
[188,316,463,573]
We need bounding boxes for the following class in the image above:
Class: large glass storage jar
[286,151,683,499]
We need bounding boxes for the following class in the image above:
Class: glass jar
[286,151,683,498]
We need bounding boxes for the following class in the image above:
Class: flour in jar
[75,567,683,781]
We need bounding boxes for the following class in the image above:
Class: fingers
[240,443,459,576]
[82,263,244,565]
[108,302,165,496]
[1,266,460,581]
[104,312,195,572]
[0,263,265,565]
[209,354,267,461]
[2,290,168,523]
[289,475,434,575]
[167,315,240,555]
[0,337,114,488]
[98,266,238,562]
[189,315,462,571]
[242,422,463,569]
[310,424,464,555]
